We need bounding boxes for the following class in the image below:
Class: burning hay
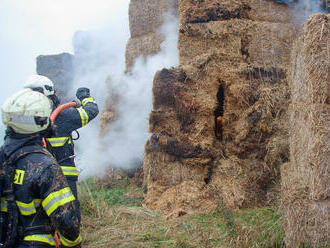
[282,13,329,247]
[143,0,296,216]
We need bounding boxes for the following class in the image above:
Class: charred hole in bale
[214,81,225,141]
[204,159,215,185]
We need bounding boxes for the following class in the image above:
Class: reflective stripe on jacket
[46,96,99,181]
[81,97,97,107]
[58,232,83,247]
[16,199,42,215]
[24,234,56,246]
[1,137,81,247]
[42,187,75,216]
[60,166,78,176]
[47,137,72,147]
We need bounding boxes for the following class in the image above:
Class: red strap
[54,231,61,248]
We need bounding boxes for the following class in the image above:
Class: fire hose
[50,102,77,123]
[42,102,77,148]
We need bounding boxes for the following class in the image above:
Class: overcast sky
[0,0,129,105]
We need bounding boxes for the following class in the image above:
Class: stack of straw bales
[143,0,297,215]
[282,13,329,247]
[101,0,178,131]
[125,0,178,69]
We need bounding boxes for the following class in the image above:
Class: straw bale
[144,60,290,211]
[179,19,296,68]
[209,158,271,208]
[126,0,178,69]
[143,181,218,216]
[125,33,162,69]
[178,19,246,66]
[179,0,251,24]
[223,66,290,161]
[143,0,295,214]
[143,146,210,186]
[129,0,170,38]
[247,0,293,23]
[152,68,218,114]
[281,162,315,246]
[149,111,215,150]
[283,13,329,247]
[281,161,330,247]
[145,52,292,211]
[179,0,292,24]
[99,76,121,134]
[247,22,297,67]
[147,129,214,160]
[149,67,222,157]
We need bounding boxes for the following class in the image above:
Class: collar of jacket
[3,132,43,158]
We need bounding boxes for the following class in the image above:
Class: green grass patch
[235,208,285,248]
[78,178,144,218]
[79,179,287,248]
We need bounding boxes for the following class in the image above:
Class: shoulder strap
[7,145,55,166]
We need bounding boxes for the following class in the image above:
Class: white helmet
[1,89,52,134]
[23,75,55,96]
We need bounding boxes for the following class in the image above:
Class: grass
[78,178,286,248]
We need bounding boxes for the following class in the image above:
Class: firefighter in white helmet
[24,74,99,224]
[23,75,60,107]
[0,89,81,247]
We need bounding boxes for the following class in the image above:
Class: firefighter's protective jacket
[0,134,81,247]
[46,96,99,181]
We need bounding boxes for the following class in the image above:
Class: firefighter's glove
[72,100,81,108]
[76,87,90,101]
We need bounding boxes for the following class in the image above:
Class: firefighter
[23,75,99,223]
[0,88,81,247]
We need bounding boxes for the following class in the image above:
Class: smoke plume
[72,10,179,179]
[0,0,131,144]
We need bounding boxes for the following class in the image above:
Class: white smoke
[72,10,179,179]
[0,0,131,144]
[0,0,179,178]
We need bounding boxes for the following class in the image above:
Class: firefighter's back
[0,88,82,248]
[13,150,58,247]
